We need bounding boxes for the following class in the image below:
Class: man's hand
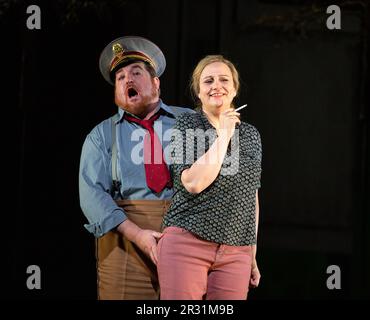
[133,229,163,265]
[116,220,163,265]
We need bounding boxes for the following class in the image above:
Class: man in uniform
[79,36,192,299]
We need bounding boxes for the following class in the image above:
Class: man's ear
[154,77,160,90]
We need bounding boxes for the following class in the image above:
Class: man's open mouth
[128,88,138,98]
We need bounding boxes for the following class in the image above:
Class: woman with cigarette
[157,55,262,300]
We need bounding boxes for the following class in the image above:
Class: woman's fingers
[229,115,241,124]
[221,109,240,117]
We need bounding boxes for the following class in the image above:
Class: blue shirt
[79,100,193,237]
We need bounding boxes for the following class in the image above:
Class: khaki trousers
[96,199,171,300]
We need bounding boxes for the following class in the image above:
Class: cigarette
[234,104,248,112]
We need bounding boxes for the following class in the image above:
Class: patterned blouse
[162,110,262,246]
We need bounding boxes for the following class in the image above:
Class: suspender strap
[111,113,121,195]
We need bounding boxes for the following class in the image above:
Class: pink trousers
[157,226,253,300]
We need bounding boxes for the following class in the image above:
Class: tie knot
[124,112,160,130]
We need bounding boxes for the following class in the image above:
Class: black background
[1,0,369,300]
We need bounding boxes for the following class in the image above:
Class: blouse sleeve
[254,128,262,189]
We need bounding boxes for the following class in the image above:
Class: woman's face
[198,62,236,111]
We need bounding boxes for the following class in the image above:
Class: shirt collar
[115,99,176,124]
[199,109,214,130]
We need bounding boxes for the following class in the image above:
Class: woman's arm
[181,133,229,193]
[181,109,240,194]
[252,190,259,264]
[250,190,261,288]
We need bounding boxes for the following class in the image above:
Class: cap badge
[112,43,124,56]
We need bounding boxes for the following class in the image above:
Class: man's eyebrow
[116,64,144,76]
[131,65,144,70]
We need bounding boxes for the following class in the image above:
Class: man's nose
[125,73,133,84]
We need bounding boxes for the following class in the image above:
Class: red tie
[124,112,172,193]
